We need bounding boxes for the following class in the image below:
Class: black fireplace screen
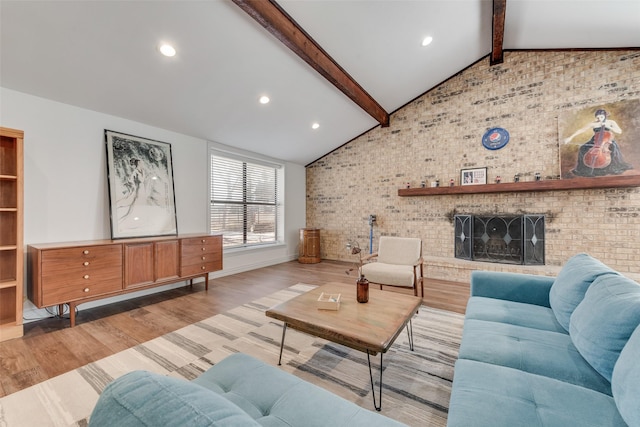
[454,214,544,265]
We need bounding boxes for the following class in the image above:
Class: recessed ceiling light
[159,44,176,57]
[259,95,270,104]
[311,123,320,130]
[421,36,433,47]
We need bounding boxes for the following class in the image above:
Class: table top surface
[265,282,423,354]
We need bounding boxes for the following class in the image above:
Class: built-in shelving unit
[398,174,640,197]
[0,127,24,341]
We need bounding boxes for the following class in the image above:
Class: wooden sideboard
[28,233,222,327]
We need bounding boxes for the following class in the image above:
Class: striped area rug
[0,284,464,427]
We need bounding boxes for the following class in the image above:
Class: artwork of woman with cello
[563,108,633,177]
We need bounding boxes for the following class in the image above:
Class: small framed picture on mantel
[461,167,487,186]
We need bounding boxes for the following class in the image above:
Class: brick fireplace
[305,50,640,283]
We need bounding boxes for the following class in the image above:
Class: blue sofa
[89,352,406,427]
[447,253,640,427]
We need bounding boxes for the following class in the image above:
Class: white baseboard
[209,254,297,278]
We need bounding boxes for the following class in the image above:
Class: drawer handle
[83,274,90,279]
[83,250,89,255]
[201,247,206,251]
[201,266,206,270]
[201,239,206,243]
[84,288,90,293]
[201,256,206,260]
[83,261,89,266]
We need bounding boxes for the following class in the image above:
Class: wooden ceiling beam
[232,0,390,127]
[491,0,507,65]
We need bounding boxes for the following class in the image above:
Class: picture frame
[105,130,178,239]
[460,167,487,186]
[558,99,639,179]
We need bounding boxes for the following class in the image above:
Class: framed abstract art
[105,130,178,239]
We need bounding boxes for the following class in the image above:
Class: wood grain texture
[491,0,506,65]
[398,174,640,196]
[27,234,222,326]
[231,0,389,127]
[0,260,468,397]
[267,282,422,353]
[0,127,24,341]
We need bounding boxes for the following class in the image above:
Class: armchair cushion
[361,262,416,288]
[376,236,421,265]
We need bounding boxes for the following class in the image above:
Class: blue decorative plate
[482,127,510,150]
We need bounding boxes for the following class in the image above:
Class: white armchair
[361,236,424,297]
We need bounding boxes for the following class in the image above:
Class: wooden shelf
[0,126,23,341]
[0,279,17,290]
[398,174,640,196]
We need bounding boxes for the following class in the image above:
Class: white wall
[0,88,306,321]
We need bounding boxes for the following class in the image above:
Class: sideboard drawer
[41,246,123,284]
[41,278,122,306]
[181,251,220,267]
[181,236,222,255]
[39,245,123,306]
[181,261,222,278]
[41,245,123,276]
[180,235,222,278]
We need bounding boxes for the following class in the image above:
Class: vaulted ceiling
[1,1,639,165]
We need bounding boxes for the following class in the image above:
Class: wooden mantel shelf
[398,174,640,196]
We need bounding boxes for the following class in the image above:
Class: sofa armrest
[470,270,555,307]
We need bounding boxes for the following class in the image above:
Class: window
[210,151,282,248]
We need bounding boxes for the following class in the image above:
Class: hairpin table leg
[367,350,383,411]
[277,323,288,365]
[406,319,414,351]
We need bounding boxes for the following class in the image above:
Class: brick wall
[306,50,640,282]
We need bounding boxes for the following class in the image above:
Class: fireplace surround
[454,214,545,265]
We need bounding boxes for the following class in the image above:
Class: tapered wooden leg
[69,303,76,327]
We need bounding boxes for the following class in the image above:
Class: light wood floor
[0,260,469,398]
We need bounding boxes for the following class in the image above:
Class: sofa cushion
[570,274,640,381]
[193,352,406,427]
[447,359,627,427]
[465,296,566,333]
[612,325,640,427]
[89,370,260,427]
[549,253,618,332]
[458,319,611,395]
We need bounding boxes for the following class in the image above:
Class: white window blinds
[210,153,279,248]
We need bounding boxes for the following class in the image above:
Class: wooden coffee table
[266,282,423,411]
